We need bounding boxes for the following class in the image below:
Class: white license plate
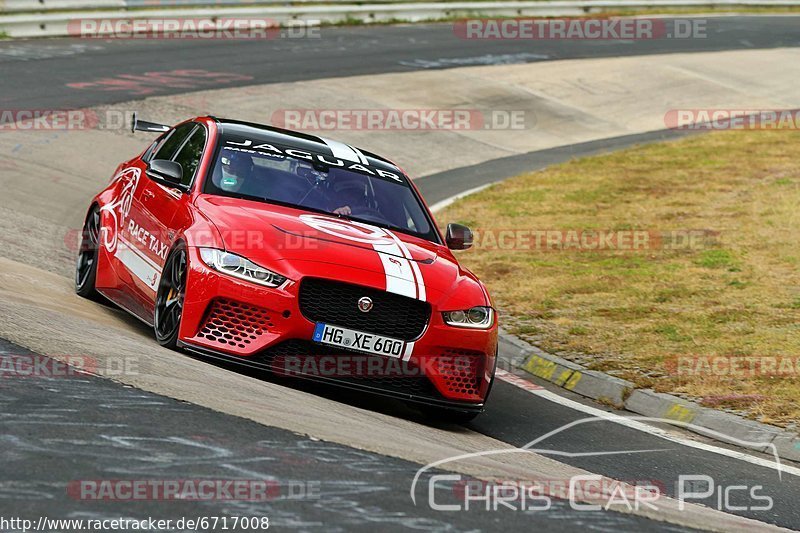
[312,323,406,359]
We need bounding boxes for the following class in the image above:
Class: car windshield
[204,140,438,242]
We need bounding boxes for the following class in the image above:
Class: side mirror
[146,159,184,190]
[445,223,473,250]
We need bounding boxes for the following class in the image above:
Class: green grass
[694,250,738,269]
[439,129,800,427]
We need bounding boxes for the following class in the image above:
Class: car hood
[195,195,485,303]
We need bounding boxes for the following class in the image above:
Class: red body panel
[86,116,497,407]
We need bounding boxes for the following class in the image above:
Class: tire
[75,206,101,300]
[154,242,188,350]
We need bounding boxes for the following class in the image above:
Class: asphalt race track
[1,16,799,532]
[2,339,700,532]
[1,17,800,109]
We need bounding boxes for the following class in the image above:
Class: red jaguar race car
[76,115,497,421]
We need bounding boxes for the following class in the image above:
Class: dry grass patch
[439,130,800,426]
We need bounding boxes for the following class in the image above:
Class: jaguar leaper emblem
[358,297,373,313]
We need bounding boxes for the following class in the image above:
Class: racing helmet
[219,151,253,191]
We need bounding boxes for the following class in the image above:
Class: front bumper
[179,247,498,405]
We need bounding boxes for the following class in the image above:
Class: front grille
[298,278,430,341]
[254,340,442,399]
[197,298,274,349]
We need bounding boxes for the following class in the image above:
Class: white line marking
[496,370,800,478]
[428,183,492,213]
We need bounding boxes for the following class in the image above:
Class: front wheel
[154,243,188,349]
[75,206,101,300]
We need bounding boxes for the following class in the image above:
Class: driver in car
[216,150,286,200]
[331,175,368,216]
[217,150,254,193]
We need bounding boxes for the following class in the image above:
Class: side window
[172,127,207,187]
[153,122,196,161]
[142,133,168,162]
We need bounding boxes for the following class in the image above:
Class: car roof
[213,118,404,177]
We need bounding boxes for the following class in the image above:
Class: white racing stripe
[373,239,417,299]
[496,370,800,478]
[116,236,162,292]
[296,213,426,358]
[321,137,362,163]
[373,228,427,361]
[351,146,370,165]
[387,231,426,302]
[369,227,426,303]
[296,213,426,299]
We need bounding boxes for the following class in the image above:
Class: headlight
[199,248,287,288]
[442,306,494,329]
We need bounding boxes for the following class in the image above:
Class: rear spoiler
[130,112,170,134]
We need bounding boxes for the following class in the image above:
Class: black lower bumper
[178,340,485,414]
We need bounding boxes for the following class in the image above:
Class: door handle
[142,190,155,201]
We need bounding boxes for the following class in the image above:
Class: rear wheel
[155,243,187,349]
[75,206,101,300]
